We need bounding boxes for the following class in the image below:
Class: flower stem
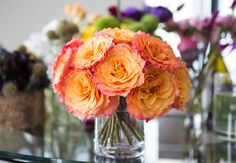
[133,123,144,140]
[97,110,144,147]
[126,121,144,141]
[99,118,111,144]
[114,122,120,143]
[110,115,115,146]
[114,113,132,145]
[98,117,110,138]
[117,0,121,21]
[104,118,113,146]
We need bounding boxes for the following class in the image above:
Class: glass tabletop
[0,109,235,163]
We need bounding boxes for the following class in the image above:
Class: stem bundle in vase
[98,98,144,147]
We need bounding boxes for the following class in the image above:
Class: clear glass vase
[213,73,236,141]
[94,97,144,159]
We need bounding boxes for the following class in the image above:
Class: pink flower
[178,37,198,53]
[178,37,199,68]
[178,20,191,32]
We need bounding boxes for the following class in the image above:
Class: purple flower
[0,45,10,56]
[231,0,236,9]
[143,6,151,13]
[231,42,236,51]
[207,11,219,31]
[217,43,230,52]
[121,7,144,20]
[83,119,95,133]
[149,6,173,22]
[108,5,117,17]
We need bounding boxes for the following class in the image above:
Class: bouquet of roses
[51,28,190,146]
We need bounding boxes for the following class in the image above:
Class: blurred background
[0,0,231,49]
[1,0,236,162]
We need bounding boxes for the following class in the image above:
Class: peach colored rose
[52,38,84,94]
[96,27,135,44]
[132,32,181,71]
[70,35,113,69]
[173,62,191,110]
[63,70,119,119]
[126,66,178,120]
[94,44,145,96]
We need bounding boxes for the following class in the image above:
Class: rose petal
[173,62,191,110]
[96,27,135,44]
[95,96,119,117]
[70,35,113,69]
[51,38,84,94]
[94,43,145,96]
[132,32,181,71]
[126,66,178,120]
[63,70,117,119]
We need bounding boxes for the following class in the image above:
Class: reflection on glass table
[0,109,236,163]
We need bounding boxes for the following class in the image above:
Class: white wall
[0,0,144,50]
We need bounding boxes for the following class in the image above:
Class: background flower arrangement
[0,45,49,96]
[163,1,236,122]
[0,45,49,130]
[81,3,174,40]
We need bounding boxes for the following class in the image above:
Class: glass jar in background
[213,73,236,141]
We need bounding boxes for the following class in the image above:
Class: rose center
[111,62,126,77]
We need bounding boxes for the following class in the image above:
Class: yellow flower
[126,66,178,120]
[70,35,113,69]
[63,70,119,119]
[174,62,191,110]
[97,27,135,43]
[94,44,145,96]
[82,24,96,41]
[132,32,181,71]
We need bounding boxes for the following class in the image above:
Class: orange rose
[132,32,181,71]
[63,70,119,119]
[94,44,145,96]
[173,62,191,110]
[52,38,84,94]
[70,35,113,69]
[126,66,178,120]
[96,28,135,44]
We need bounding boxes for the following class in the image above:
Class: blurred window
[218,0,235,15]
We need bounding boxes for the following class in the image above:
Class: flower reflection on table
[0,113,236,162]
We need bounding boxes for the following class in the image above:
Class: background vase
[94,97,144,159]
[213,72,236,141]
[0,91,45,134]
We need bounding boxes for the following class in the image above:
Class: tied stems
[98,111,144,147]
